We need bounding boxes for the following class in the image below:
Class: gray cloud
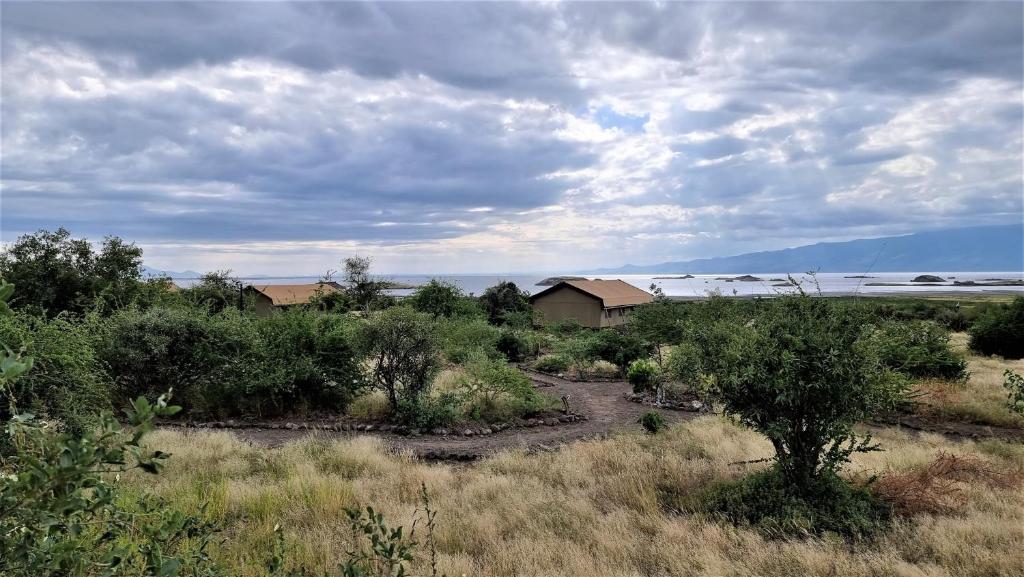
[1,1,1020,272]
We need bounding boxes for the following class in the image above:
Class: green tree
[183,270,243,313]
[693,296,908,491]
[409,279,470,318]
[356,307,441,412]
[479,281,531,325]
[0,228,143,315]
[343,256,386,313]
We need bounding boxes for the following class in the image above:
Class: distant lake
[167,272,1024,298]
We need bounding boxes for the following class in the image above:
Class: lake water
[169,272,1024,298]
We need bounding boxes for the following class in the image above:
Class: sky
[1,1,1022,274]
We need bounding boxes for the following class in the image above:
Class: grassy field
[911,333,1024,429]
[126,345,1024,577]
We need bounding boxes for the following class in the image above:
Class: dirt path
[211,371,699,459]
[868,415,1024,443]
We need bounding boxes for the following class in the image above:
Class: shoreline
[667,289,1023,301]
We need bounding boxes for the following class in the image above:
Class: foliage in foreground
[969,296,1024,359]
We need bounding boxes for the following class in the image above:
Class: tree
[409,279,467,318]
[693,296,907,491]
[479,281,531,325]
[0,228,143,315]
[182,270,243,313]
[343,256,386,313]
[356,307,440,412]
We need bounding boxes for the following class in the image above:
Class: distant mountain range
[592,224,1024,274]
[141,266,202,279]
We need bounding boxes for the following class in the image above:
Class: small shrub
[546,318,583,336]
[969,297,1024,359]
[495,329,535,362]
[347,391,393,422]
[697,467,891,538]
[859,320,968,381]
[395,392,461,430]
[532,353,570,374]
[459,353,547,422]
[585,329,653,373]
[627,359,660,394]
[638,411,665,434]
[664,341,704,393]
[1004,370,1024,416]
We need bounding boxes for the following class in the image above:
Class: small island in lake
[536,276,588,286]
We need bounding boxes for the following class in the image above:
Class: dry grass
[911,333,1024,428]
[128,417,1024,577]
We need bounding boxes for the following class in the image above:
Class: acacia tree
[693,296,908,492]
[356,307,440,412]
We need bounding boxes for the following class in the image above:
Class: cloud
[1,1,1020,273]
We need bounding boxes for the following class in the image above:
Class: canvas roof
[246,283,339,306]
[529,279,653,308]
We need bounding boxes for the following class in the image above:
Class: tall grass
[132,416,1024,577]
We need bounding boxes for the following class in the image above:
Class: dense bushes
[438,317,500,363]
[0,312,110,433]
[99,307,364,417]
[969,297,1024,359]
[858,320,968,381]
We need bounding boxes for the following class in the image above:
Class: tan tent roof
[247,283,339,306]
[530,279,653,308]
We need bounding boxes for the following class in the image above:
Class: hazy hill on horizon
[592,224,1024,275]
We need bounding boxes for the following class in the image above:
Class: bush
[1004,370,1024,416]
[586,329,653,373]
[969,297,1024,359]
[532,353,570,374]
[98,306,266,416]
[638,411,664,434]
[459,353,547,422]
[664,341,704,392]
[438,317,501,364]
[495,329,535,362]
[627,359,660,394]
[859,320,968,381]
[99,307,364,417]
[0,312,110,434]
[697,467,891,538]
[395,392,461,430]
[256,310,365,411]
